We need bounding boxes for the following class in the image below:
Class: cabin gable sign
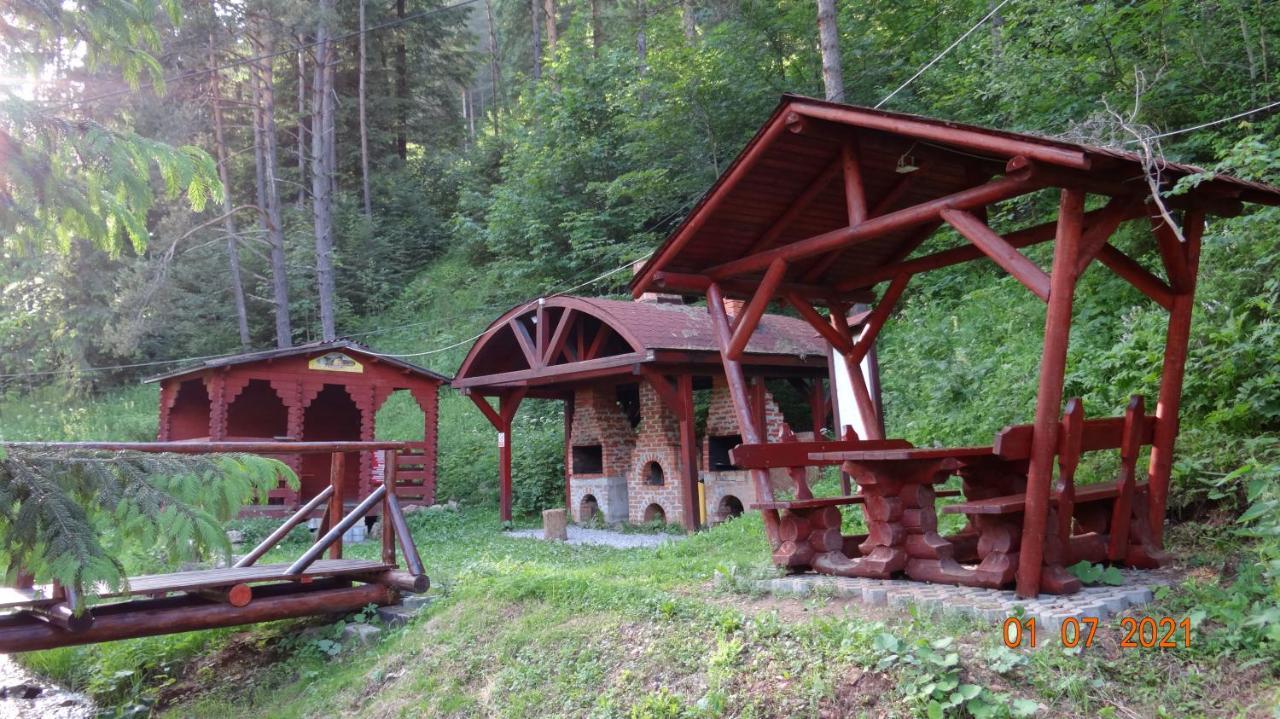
[308,352,364,374]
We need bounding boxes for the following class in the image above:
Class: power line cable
[875,0,1015,109]
[1128,98,1280,143]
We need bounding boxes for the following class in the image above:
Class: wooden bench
[944,396,1157,564]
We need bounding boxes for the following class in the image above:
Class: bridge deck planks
[0,559,391,610]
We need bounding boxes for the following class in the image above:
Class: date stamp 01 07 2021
[1002,616,1193,649]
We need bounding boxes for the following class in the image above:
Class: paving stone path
[508,526,684,549]
[756,569,1178,641]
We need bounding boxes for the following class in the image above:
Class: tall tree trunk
[327,46,337,200]
[296,35,308,208]
[358,0,372,219]
[208,37,251,349]
[590,0,603,54]
[816,0,844,102]
[395,0,408,160]
[543,0,558,55]
[682,0,697,43]
[530,0,542,80]
[988,0,1005,61]
[312,0,338,341]
[484,0,503,132]
[635,0,648,72]
[251,29,293,348]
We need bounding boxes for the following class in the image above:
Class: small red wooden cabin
[147,340,448,513]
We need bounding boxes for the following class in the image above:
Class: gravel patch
[508,526,684,549]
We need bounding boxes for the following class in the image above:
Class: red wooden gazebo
[147,340,448,513]
[452,294,874,530]
[631,95,1280,597]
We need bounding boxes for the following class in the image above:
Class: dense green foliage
[0,447,294,591]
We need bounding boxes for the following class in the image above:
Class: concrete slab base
[755,569,1176,642]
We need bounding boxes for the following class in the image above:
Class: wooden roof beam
[787,104,1091,170]
[704,157,1043,280]
[648,270,872,304]
[746,157,843,255]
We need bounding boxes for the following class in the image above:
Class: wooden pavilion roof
[631,94,1280,301]
[145,339,451,384]
[453,295,830,393]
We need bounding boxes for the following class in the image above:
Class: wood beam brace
[469,393,503,430]
[649,271,871,304]
[848,273,910,365]
[510,319,539,369]
[1075,197,1139,276]
[543,308,575,365]
[726,258,788,360]
[783,293,854,354]
[1151,214,1193,292]
[941,208,1051,302]
[1096,244,1175,310]
[838,202,1148,292]
[705,160,1042,280]
[800,170,919,283]
[638,367,686,416]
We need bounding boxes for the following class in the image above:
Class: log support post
[470,390,527,525]
[1016,188,1084,598]
[677,374,701,532]
[707,283,781,547]
[1147,210,1204,547]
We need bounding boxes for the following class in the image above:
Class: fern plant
[0,446,296,594]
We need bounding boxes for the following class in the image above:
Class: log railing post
[381,449,397,567]
[327,451,346,560]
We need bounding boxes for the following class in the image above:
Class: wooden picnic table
[803,445,1012,586]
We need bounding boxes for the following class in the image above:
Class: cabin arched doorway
[301,385,363,501]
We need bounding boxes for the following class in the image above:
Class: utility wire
[1129,98,1280,143]
[875,0,1014,109]
[44,0,482,110]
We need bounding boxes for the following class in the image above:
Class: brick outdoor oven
[454,291,875,530]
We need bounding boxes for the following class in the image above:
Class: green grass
[18,506,1276,718]
[0,384,158,441]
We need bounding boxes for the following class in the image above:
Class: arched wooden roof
[453,296,828,391]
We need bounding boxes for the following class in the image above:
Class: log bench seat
[754,488,964,512]
[942,482,1148,516]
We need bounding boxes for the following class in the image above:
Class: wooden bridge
[0,441,428,653]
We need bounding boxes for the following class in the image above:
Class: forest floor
[14,505,1278,719]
